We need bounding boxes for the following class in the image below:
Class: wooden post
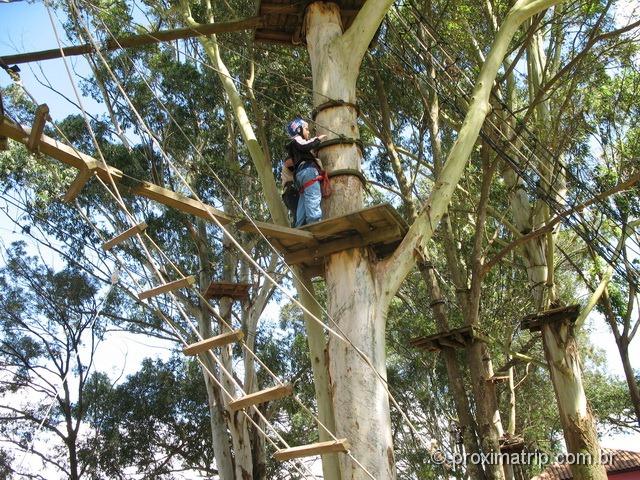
[27,104,50,152]
[63,159,98,203]
[102,221,148,251]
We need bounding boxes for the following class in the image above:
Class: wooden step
[273,439,350,462]
[183,330,244,356]
[27,103,49,152]
[102,221,148,251]
[63,159,99,203]
[228,384,293,412]
[138,275,196,300]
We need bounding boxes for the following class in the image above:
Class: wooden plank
[273,439,350,462]
[260,3,299,14]
[254,31,294,44]
[344,211,373,235]
[228,383,293,412]
[138,275,196,300]
[284,226,402,265]
[183,329,244,356]
[127,181,234,225]
[62,160,98,203]
[488,375,510,383]
[2,17,266,65]
[301,204,407,240]
[204,281,251,300]
[235,219,316,243]
[437,337,465,349]
[0,118,233,226]
[102,221,148,251]
[27,104,49,152]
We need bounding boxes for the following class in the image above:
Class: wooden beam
[273,439,350,462]
[1,17,266,65]
[126,180,234,225]
[228,384,293,412]
[138,275,196,300]
[260,4,299,14]
[284,226,401,265]
[63,160,98,203]
[0,117,233,225]
[102,221,148,251]
[254,30,294,44]
[27,104,49,152]
[235,218,316,243]
[183,329,244,356]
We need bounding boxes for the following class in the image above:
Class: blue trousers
[295,166,322,227]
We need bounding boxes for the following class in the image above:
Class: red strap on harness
[299,175,323,193]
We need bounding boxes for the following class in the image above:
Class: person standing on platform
[285,118,327,227]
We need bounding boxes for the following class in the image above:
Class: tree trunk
[617,337,640,427]
[196,220,235,480]
[541,319,607,480]
[306,4,395,478]
[419,262,487,480]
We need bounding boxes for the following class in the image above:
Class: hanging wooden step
[203,281,251,301]
[487,375,510,383]
[183,329,244,356]
[236,204,408,274]
[63,159,99,203]
[520,304,580,332]
[27,103,50,152]
[138,275,196,300]
[102,221,148,251]
[409,325,476,352]
[228,383,293,412]
[273,438,350,462]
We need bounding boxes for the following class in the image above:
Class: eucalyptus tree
[0,243,106,480]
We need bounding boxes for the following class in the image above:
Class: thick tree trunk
[541,320,607,480]
[325,258,395,479]
[306,4,395,478]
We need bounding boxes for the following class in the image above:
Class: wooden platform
[499,434,525,453]
[254,0,366,44]
[203,281,251,300]
[520,304,580,332]
[236,204,408,273]
[409,326,476,352]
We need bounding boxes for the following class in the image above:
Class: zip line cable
[398,2,640,246]
[383,8,640,285]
